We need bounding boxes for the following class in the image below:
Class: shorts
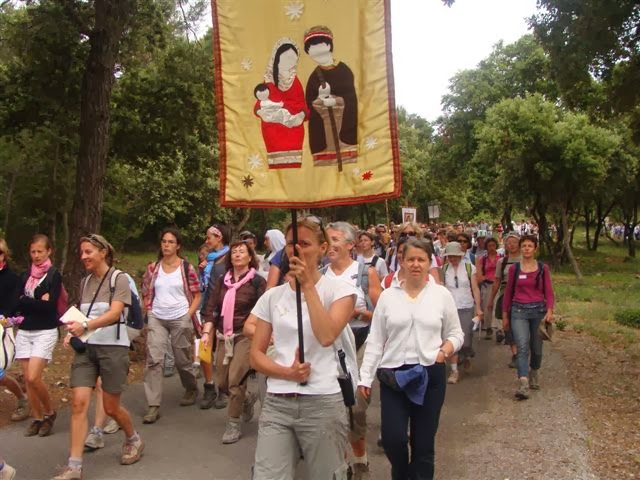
[15,329,59,361]
[70,344,130,394]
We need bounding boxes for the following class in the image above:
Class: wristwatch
[82,320,89,332]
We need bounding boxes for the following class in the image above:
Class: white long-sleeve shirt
[358,279,465,388]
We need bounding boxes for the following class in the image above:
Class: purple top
[503,263,554,313]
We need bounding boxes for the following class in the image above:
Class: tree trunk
[562,204,583,281]
[584,207,592,251]
[592,200,614,252]
[501,203,512,232]
[64,0,132,300]
[60,211,70,274]
[3,172,16,234]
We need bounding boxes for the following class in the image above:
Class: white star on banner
[248,154,263,170]
[285,2,304,20]
[364,136,378,151]
[240,58,252,71]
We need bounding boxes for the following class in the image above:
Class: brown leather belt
[268,392,311,398]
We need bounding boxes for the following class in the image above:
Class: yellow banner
[213,0,401,208]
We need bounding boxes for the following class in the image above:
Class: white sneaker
[0,463,16,480]
[84,426,105,450]
[103,417,120,434]
[447,370,459,384]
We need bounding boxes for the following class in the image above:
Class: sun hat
[442,241,465,257]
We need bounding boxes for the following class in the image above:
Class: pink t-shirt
[503,263,554,313]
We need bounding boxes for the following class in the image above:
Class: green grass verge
[552,236,640,353]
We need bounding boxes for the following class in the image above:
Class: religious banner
[212,0,401,208]
[401,206,417,224]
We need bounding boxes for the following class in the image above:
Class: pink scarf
[0,260,6,271]
[221,268,256,336]
[25,258,52,295]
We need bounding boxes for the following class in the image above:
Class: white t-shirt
[357,254,388,279]
[324,261,367,328]
[251,276,358,395]
[151,265,189,320]
[443,263,476,309]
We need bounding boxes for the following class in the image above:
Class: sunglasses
[400,232,417,238]
[87,234,108,250]
[457,239,469,244]
[298,215,328,242]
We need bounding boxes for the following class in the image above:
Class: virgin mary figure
[254,38,309,169]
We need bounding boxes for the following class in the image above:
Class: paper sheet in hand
[60,306,94,342]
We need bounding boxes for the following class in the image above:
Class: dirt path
[1,335,596,479]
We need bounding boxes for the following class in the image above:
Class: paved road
[1,336,594,479]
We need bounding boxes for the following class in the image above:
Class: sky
[202,0,539,122]
[391,0,538,121]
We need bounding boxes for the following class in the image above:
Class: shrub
[555,318,568,331]
[614,309,640,329]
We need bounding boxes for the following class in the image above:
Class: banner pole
[291,209,306,369]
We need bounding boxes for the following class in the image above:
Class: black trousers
[380,363,447,480]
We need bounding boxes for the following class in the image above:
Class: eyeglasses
[400,231,416,237]
[457,239,469,244]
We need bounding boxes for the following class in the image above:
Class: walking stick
[291,209,307,385]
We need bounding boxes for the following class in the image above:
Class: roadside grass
[552,237,640,354]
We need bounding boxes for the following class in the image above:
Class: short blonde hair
[0,237,11,260]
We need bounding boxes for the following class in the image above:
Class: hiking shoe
[143,406,160,424]
[84,427,105,451]
[242,392,257,423]
[163,365,174,377]
[484,328,493,340]
[180,389,198,406]
[529,369,540,390]
[121,435,145,465]
[25,419,43,437]
[38,410,57,437]
[222,420,242,444]
[10,397,30,422]
[496,329,505,344]
[447,370,459,384]
[103,417,120,434]
[214,391,229,409]
[508,355,517,369]
[0,463,16,480]
[515,378,530,400]
[51,466,82,480]
[199,383,217,409]
[352,462,370,480]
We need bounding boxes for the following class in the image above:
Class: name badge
[519,275,527,279]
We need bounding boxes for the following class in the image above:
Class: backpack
[383,272,394,289]
[320,259,374,312]
[0,322,16,372]
[111,270,144,341]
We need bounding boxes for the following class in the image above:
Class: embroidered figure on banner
[254,38,309,169]
[304,25,358,171]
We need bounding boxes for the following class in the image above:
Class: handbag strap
[82,267,112,319]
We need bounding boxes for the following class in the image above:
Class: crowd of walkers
[0,217,555,480]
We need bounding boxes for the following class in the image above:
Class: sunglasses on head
[400,231,416,237]
[87,234,108,250]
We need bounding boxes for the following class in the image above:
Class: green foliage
[555,318,568,331]
[614,310,640,329]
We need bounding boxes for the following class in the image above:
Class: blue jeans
[510,302,545,378]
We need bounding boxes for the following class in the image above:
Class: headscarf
[24,258,52,298]
[264,37,299,92]
[265,229,286,262]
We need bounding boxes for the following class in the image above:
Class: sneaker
[496,329,505,344]
[143,406,160,424]
[163,365,174,378]
[38,410,57,437]
[51,466,82,480]
[0,463,16,480]
[10,397,30,422]
[484,328,493,340]
[529,369,540,390]
[508,355,517,369]
[84,427,105,451]
[180,389,198,406]
[352,462,370,480]
[199,383,217,410]
[222,420,242,444]
[515,378,530,400]
[121,435,145,465]
[242,392,257,423]
[214,391,229,409]
[103,417,120,434]
[25,419,43,437]
[447,370,459,384]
